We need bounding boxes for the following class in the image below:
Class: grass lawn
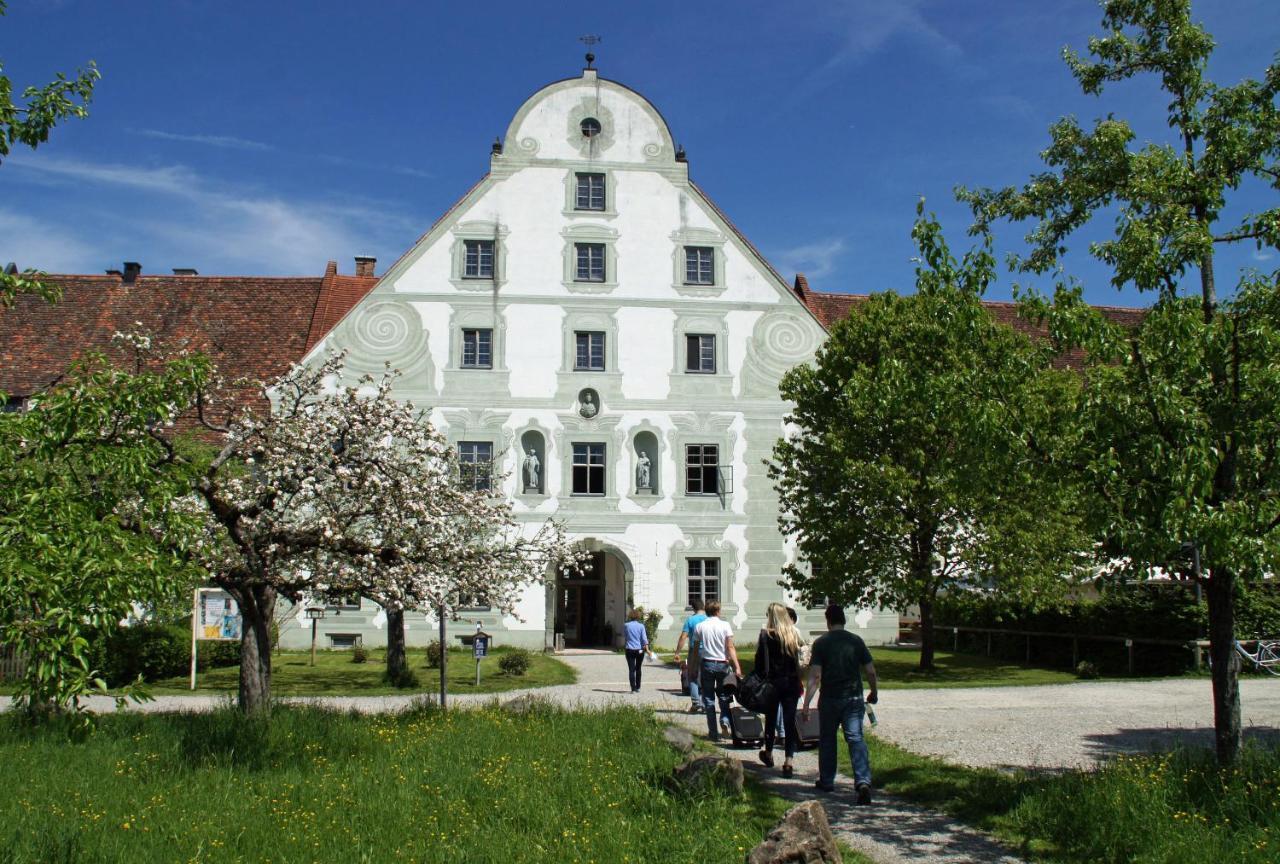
[856,734,1280,863]
[727,645,1078,689]
[147,647,575,696]
[0,705,820,864]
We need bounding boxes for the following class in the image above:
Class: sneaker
[758,749,774,768]
[689,703,703,714]
[856,783,872,806]
[813,780,835,793]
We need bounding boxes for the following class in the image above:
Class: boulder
[500,694,546,715]
[746,801,842,864]
[662,725,695,754]
[671,755,744,796]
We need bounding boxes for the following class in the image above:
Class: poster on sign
[195,588,241,641]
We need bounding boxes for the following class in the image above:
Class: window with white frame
[687,558,720,608]
[575,173,606,211]
[458,441,493,491]
[571,443,606,495]
[574,331,606,371]
[684,246,715,285]
[685,444,720,495]
[575,243,606,282]
[463,240,495,279]
[461,328,493,369]
[685,333,716,374]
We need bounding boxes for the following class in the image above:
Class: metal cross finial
[579,34,601,68]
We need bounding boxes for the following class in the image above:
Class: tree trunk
[918,598,936,671]
[1205,568,1241,765]
[235,584,276,714]
[384,608,410,687]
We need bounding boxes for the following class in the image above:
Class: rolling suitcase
[793,707,820,749]
[679,660,692,696]
[728,705,765,747]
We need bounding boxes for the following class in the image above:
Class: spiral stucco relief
[330,299,432,383]
[518,137,540,156]
[742,312,819,396]
[642,142,665,160]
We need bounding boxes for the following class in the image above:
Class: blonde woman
[755,601,803,776]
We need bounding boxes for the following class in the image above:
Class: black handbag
[735,632,777,713]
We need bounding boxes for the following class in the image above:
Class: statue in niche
[636,452,652,491]
[523,447,541,492]
[579,390,599,419]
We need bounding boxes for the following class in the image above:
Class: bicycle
[1234,639,1280,676]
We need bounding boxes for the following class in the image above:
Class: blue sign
[473,634,490,658]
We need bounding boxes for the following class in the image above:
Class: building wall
[285,69,899,652]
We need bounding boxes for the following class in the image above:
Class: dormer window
[580,117,602,138]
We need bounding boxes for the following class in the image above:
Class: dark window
[576,173,606,211]
[687,558,720,608]
[459,595,492,612]
[685,334,716,373]
[458,441,493,491]
[684,246,714,285]
[1,396,26,414]
[685,444,720,495]
[464,240,495,278]
[575,243,605,282]
[325,592,361,610]
[571,443,606,495]
[461,328,493,369]
[581,117,602,138]
[575,331,606,371]
[807,563,829,609]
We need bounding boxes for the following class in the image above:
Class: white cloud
[821,0,963,68]
[1253,249,1274,262]
[0,207,100,272]
[133,129,275,152]
[4,155,415,275]
[775,238,848,281]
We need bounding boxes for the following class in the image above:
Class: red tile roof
[0,264,377,403]
[792,277,1146,369]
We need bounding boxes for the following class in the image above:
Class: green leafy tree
[770,206,1087,670]
[960,0,1280,763]
[0,0,100,307]
[0,336,213,721]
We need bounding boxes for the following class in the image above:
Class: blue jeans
[687,660,701,705]
[818,694,871,787]
[699,660,733,736]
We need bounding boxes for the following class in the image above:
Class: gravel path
[46,653,1280,864]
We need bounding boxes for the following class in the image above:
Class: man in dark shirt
[801,604,878,803]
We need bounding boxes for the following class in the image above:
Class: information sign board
[195,588,241,641]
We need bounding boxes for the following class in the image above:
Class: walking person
[756,602,803,777]
[674,599,707,713]
[693,600,742,740]
[801,603,878,804]
[623,609,649,693]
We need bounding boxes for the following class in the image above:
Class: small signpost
[473,624,490,687]
[190,588,242,690]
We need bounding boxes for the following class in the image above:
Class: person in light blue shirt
[674,599,707,712]
[623,609,650,693]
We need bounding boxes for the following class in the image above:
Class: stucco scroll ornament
[578,388,600,419]
[523,447,540,492]
[328,298,432,384]
[636,452,651,491]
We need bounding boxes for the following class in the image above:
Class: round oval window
[580,117,602,138]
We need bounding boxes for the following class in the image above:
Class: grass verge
[0,705,798,863]
[862,735,1280,863]
[147,647,575,696]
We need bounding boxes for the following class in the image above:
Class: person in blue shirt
[623,608,650,693]
[673,599,707,712]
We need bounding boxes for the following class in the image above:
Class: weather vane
[579,34,602,68]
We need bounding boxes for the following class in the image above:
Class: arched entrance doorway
[551,545,632,648]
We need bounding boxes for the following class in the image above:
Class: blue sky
[1,0,1276,306]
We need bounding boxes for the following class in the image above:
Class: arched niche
[633,430,659,496]
[519,429,546,495]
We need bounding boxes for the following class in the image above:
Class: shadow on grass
[1080,725,1280,761]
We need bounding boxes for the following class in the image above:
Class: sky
[1,0,1276,307]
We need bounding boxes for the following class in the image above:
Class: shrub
[384,667,419,688]
[352,645,369,664]
[632,607,663,643]
[1075,660,1099,680]
[424,640,443,668]
[498,649,532,676]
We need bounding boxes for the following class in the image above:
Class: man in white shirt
[692,600,742,741]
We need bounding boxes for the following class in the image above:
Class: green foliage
[351,644,369,664]
[771,206,1087,666]
[497,647,532,676]
[631,606,663,643]
[1075,660,1101,680]
[0,0,100,307]
[87,624,188,687]
[0,348,214,719]
[0,706,782,862]
[424,640,443,668]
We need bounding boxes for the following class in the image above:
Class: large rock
[746,801,842,864]
[500,694,546,715]
[662,725,695,754]
[670,755,744,796]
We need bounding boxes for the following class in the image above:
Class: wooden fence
[931,623,1208,675]
[0,645,27,681]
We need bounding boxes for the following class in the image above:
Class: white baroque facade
[285,65,899,651]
